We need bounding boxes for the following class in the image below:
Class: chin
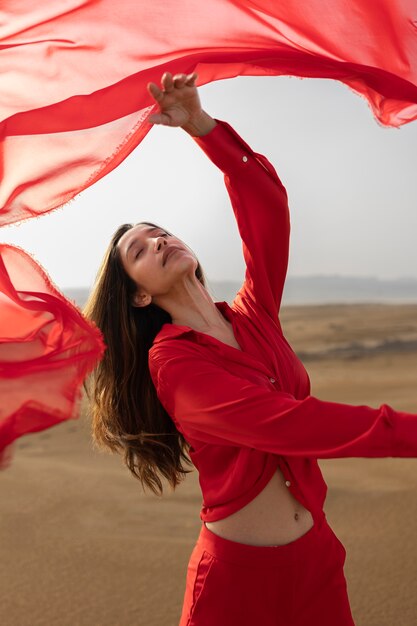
[173,259,199,280]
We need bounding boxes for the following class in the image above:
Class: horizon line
[61,274,417,291]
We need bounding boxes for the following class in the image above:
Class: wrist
[181,110,217,136]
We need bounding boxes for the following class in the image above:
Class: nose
[155,236,168,251]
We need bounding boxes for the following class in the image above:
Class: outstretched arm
[149,344,417,460]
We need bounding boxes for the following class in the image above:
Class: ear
[132,291,152,308]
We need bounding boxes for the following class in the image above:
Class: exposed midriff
[204,465,314,546]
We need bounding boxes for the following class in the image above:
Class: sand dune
[1,304,417,626]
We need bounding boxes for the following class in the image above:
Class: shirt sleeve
[150,348,417,460]
[192,119,290,321]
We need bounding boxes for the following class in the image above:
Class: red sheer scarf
[1,0,416,464]
[0,245,105,467]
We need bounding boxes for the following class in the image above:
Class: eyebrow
[125,226,162,260]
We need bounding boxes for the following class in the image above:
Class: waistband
[198,513,329,568]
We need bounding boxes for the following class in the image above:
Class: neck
[154,275,230,332]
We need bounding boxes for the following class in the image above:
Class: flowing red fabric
[0,0,416,464]
[1,0,416,226]
[0,244,105,467]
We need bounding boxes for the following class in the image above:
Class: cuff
[384,404,417,457]
[191,118,264,176]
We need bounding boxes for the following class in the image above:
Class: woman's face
[117,223,198,307]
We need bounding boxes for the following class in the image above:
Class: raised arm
[188,115,290,321]
[149,344,417,460]
[146,72,290,322]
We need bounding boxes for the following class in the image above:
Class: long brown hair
[83,221,207,496]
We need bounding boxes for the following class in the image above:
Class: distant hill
[63,275,417,308]
[281,275,417,305]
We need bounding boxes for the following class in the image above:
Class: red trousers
[179,515,356,626]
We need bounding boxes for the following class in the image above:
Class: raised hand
[146,71,202,128]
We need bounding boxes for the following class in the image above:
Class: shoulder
[232,287,284,336]
[148,337,217,377]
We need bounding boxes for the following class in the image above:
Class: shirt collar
[152,301,233,345]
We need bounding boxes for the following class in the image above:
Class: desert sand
[1,303,417,626]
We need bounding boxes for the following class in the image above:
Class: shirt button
[285,480,291,487]
[269,377,275,383]
[242,155,248,162]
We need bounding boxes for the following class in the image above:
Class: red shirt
[148,119,417,525]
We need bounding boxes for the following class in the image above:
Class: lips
[163,246,182,266]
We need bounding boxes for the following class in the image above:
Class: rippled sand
[1,304,417,626]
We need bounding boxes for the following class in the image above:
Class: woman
[83,71,417,626]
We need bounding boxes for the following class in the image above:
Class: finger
[185,72,198,86]
[147,82,164,102]
[147,112,171,126]
[162,71,174,92]
[173,73,188,87]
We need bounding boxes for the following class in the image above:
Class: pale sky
[1,75,416,290]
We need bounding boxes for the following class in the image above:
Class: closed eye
[134,232,169,259]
